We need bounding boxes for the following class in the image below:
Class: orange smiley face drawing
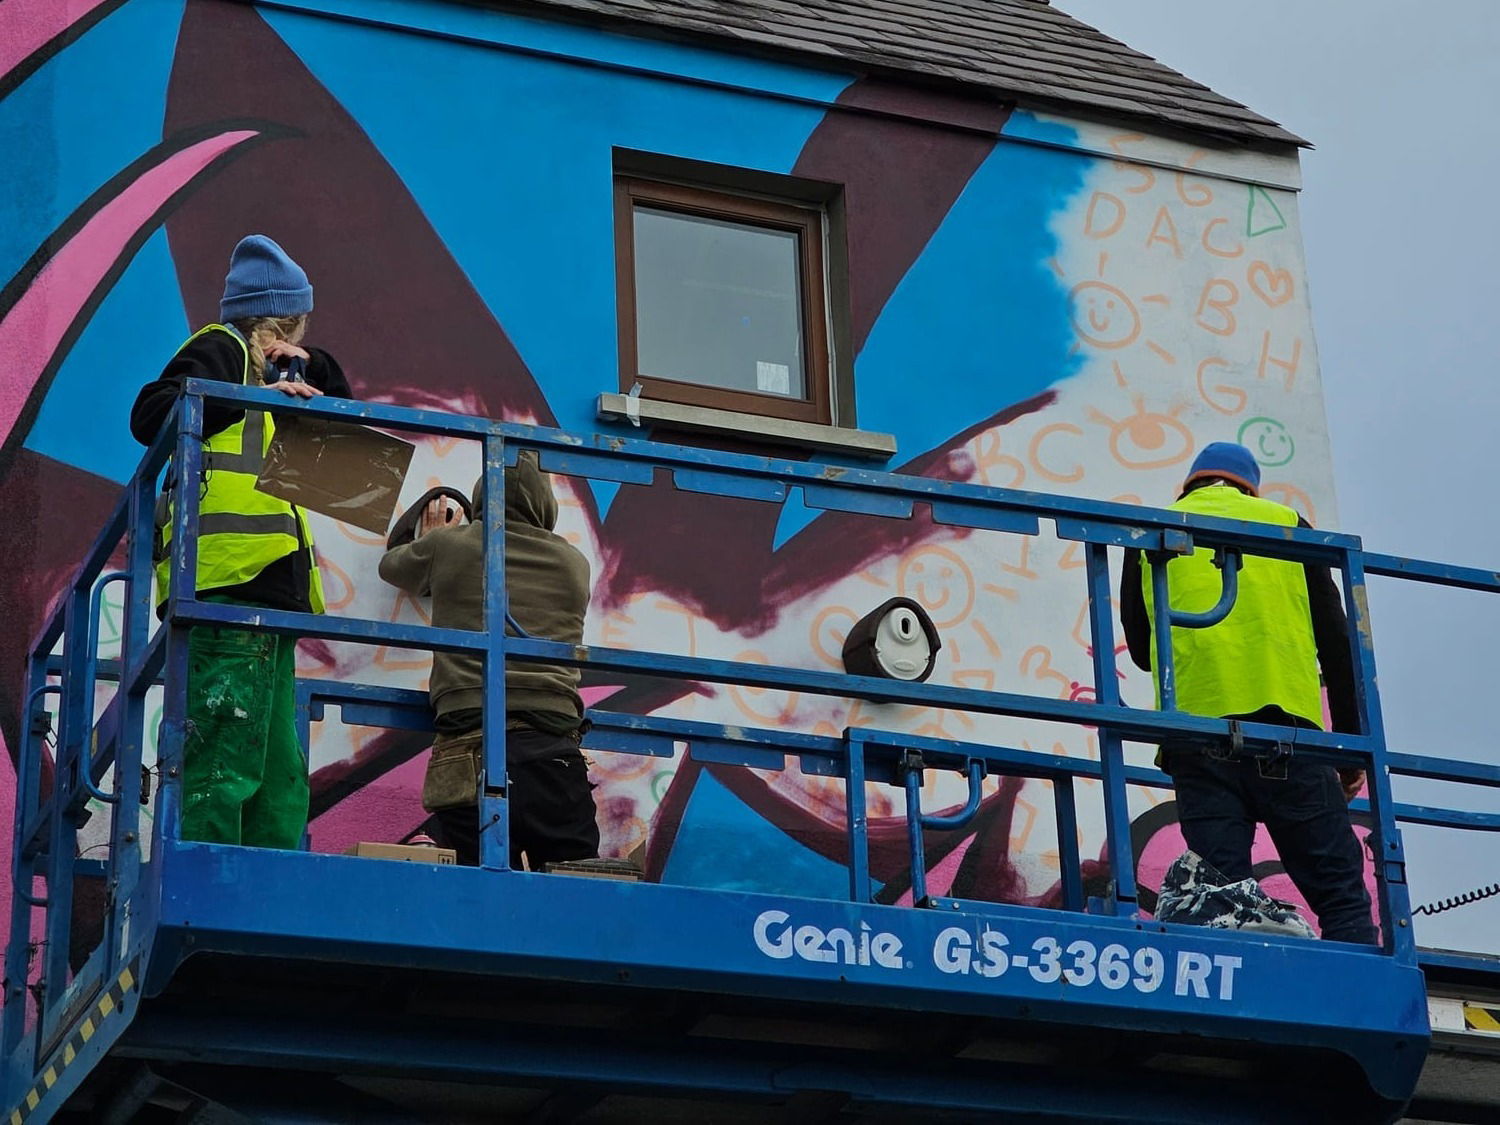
[1070,281,1142,349]
[897,544,976,630]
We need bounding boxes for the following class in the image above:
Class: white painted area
[1428,995,1466,1033]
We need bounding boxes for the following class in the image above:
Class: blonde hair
[230,314,308,383]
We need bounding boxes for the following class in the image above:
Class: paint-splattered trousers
[180,624,308,849]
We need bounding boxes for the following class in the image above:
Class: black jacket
[1117,490,1358,735]
[130,327,351,612]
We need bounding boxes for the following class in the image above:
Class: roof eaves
[487,0,1309,147]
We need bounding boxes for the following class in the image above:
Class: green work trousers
[180,622,308,849]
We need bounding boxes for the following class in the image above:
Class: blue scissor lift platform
[10,381,1498,1122]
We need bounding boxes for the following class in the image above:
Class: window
[615,177,833,426]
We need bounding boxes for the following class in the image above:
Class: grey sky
[1057,0,1500,954]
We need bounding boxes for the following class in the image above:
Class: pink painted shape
[0,0,114,83]
[580,685,624,707]
[893,835,974,907]
[1134,819,1380,939]
[307,750,431,856]
[0,734,12,1000]
[0,130,259,450]
[0,735,46,1027]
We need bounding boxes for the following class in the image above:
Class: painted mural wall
[1,0,1363,970]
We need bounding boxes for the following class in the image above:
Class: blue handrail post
[38,583,92,1034]
[156,387,207,851]
[901,753,930,906]
[903,756,985,907]
[1167,547,1242,629]
[78,573,130,808]
[105,466,158,974]
[844,733,871,904]
[1052,775,1084,913]
[1148,554,1176,713]
[478,430,510,871]
[2,674,56,1061]
[1084,542,1138,915]
[1341,550,1413,959]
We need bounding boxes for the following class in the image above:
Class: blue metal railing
[6,378,1497,1091]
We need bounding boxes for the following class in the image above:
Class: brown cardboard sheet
[255,413,416,534]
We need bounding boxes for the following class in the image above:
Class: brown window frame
[615,176,833,426]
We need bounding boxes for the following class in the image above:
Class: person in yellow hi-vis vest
[129,235,350,849]
[1119,443,1376,944]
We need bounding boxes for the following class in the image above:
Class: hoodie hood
[471,450,558,531]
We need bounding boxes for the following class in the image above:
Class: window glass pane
[633,206,805,399]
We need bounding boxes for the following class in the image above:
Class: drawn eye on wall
[1087,398,1194,470]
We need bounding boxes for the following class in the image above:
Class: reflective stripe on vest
[153,324,325,613]
[1140,485,1322,726]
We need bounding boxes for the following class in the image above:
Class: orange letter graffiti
[1175,171,1213,207]
[1194,278,1239,337]
[1258,332,1303,390]
[1113,162,1156,195]
[973,429,1026,487]
[1202,217,1243,259]
[1145,205,1183,258]
[1196,356,1247,415]
[1084,191,1127,239]
[1028,423,1085,484]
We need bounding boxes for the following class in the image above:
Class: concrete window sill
[596,394,896,461]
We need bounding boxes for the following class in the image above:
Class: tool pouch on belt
[422,729,484,811]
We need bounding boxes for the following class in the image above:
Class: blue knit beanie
[1184,441,1261,495]
[219,235,313,322]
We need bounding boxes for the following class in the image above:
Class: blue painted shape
[26,230,190,480]
[271,0,855,104]
[263,7,848,517]
[1000,108,1079,145]
[662,768,872,898]
[852,123,1086,452]
[0,1,187,288]
[774,121,1088,546]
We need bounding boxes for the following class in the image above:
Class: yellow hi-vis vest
[1140,485,1322,726]
[153,325,326,613]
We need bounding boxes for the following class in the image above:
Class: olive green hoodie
[378,454,590,724]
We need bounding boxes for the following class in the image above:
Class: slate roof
[508,0,1304,147]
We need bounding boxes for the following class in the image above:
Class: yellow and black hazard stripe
[1467,1003,1500,1033]
[7,959,139,1124]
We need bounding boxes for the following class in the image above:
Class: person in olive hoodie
[379,451,598,868]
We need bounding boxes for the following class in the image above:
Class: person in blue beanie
[1119,442,1377,944]
[130,235,351,849]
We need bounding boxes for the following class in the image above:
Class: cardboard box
[543,859,642,882]
[344,841,456,865]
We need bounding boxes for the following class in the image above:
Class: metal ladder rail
[8,384,1464,1056]
[7,380,1474,1115]
[159,379,1404,942]
[2,411,175,1104]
